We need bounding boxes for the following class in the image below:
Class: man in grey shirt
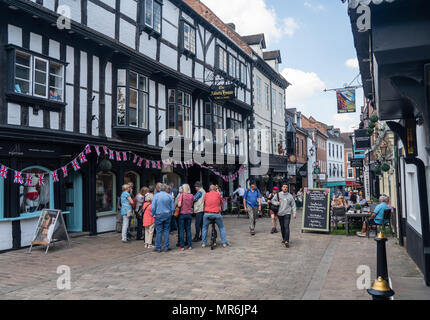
[271,183,296,248]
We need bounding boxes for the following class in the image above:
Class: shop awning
[327,181,346,188]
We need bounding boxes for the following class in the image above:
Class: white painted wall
[97,215,116,233]
[0,222,13,251]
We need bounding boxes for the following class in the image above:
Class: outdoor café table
[345,211,372,236]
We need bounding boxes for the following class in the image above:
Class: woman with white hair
[177,184,195,250]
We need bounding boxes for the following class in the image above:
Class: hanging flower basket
[370,114,379,123]
[367,128,374,136]
[381,163,390,172]
[372,166,381,175]
[368,122,376,129]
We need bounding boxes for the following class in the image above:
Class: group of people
[332,189,368,211]
[234,181,297,248]
[120,181,229,252]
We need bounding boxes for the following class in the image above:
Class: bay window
[183,21,196,55]
[217,46,228,74]
[168,90,192,138]
[9,47,65,103]
[141,0,162,34]
[204,102,223,143]
[116,70,149,130]
[240,63,247,85]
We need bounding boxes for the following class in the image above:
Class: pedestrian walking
[267,187,280,234]
[201,185,228,248]
[192,181,206,242]
[120,184,134,243]
[135,187,148,241]
[177,184,194,251]
[271,183,296,248]
[152,184,175,252]
[142,193,155,248]
[243,181,262,236]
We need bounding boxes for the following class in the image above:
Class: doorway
[65,173,83,232]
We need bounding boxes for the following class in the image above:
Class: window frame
[96,171,117,217]
[167,89,192,138]
[140,0,163,37]
[217,46,228,75]
[116,69,149,130]
[6,45,67,107]
[182,20,196,56]
[18,166,54,219]
[256,77,262,106]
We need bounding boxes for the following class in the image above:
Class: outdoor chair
[367,209,392,238]
[331,206,346,230]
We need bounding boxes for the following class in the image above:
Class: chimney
[226,23,236,31]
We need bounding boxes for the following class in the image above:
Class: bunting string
[0,144,246,186]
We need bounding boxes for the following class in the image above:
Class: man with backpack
[243,181,262,236]
[270,183,296,248]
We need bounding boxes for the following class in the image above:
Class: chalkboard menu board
[302,188,330,233]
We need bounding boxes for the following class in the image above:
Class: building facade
[241,33,289,191]
[348,0,430,285]
[326,127,345,194]
[0,0,254,251]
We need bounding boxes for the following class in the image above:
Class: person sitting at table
[347,192,359,210]
[332,196,347,209]
[356,196,390,237]
[359,194,368,207]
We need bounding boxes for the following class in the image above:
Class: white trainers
[202,244,206,248]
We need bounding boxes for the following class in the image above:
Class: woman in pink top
[177,184,194,250]
[142,193,155,249]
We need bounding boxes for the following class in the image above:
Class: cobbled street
[0,210,428,300]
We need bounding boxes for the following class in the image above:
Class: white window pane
[145,0,153,27]
[117,69,126,86]
[153,2,161,33]
[129,89,138,127]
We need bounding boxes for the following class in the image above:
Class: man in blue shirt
[152,184,175,252]
[357,195,390,237]
[243,181,262,236]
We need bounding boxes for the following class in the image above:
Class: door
[65,173,83,232]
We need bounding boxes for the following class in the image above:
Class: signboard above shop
[210,84,235,101]
[354,129,371,149]
[350,159,364,168]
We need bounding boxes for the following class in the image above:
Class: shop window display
[96,171,116,214]
[19,168,50,215]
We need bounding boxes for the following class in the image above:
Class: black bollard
[367,277,395,300]
[375,232,389,280]
[367,232,395,300]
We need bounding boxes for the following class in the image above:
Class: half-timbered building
[0,0,253,251]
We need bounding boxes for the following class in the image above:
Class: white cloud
[332,114,359,132]
[281,67,325,112]
[201,0,299,44]
[345,58,359,69]
[304,2,325,11]
[283,18,300,37]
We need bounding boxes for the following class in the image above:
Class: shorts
[269,210,278,216]
[366,219,380,227]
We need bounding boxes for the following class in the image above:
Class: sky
[201,0,363,133]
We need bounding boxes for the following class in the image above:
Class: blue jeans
[155,213,172,251]
[179,214,193,248]
[194,212,204,238]
[202,213,227,245]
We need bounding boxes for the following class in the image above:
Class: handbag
[270,194,280,214]
[174,195,182,218]
[126,209,134,218]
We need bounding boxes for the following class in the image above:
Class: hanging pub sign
[302,188,331,233]
[405,118,418,158]
[29,209,70,254]
[298,163,308,177]
[354,129,371,149]
[210,84,235,101]
[350,159,364,168]
[337,89,356,114]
